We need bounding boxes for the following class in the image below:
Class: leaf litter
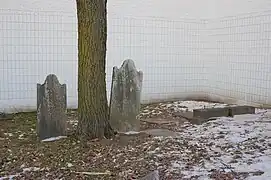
[0,101,271,179]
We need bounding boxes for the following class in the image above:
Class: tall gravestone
[37,74,67,140]
[109,59,143,132]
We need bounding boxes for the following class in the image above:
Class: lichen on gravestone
[109,59,143,132]
[37,74,67,140]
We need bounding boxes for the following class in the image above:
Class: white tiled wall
[0,10,78,112]
[0,0,271,113]
[206,11,271,106]
[107,16,207,104]
[210,0,271,17]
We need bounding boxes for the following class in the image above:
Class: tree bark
[76,0,114,139]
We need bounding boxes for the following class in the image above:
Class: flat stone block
[193,107,230,119]
[231,105,255,116]
[193,105,255,120]
[173,111,203,124]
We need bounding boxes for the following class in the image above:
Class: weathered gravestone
[37,74,67,140]
[109,59,143,132]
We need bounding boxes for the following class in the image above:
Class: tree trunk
[76,0,114,139]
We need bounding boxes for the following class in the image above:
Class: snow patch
[171,106,271,179]
[23,167,40,172]
[123,131,140,135]
[140,101,271,179]
[67,163,73,168]
[41,136,67,142]
[0,174,19,180]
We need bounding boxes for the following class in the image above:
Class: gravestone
[109,59,143,132]
[37,74,67,140]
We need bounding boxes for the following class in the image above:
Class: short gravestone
[37,74,67,140]
[109,59,143,132]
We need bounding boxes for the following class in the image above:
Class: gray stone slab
[230,105,255,116]
[174,111,193,120]
[193,105,255,120]
[193,107,230,119]
[109,59,143,132]
[37,74,67,140]
[174,105,255,124]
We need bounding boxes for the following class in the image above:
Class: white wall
[210,0,271,17]
[203,0,271,107]
[0,0,210,113]
[206,10,271,106]
[108,0,214,18]
[0,1,77,112]
[0,0,271,113]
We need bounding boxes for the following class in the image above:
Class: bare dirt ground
[1,101,271,180]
